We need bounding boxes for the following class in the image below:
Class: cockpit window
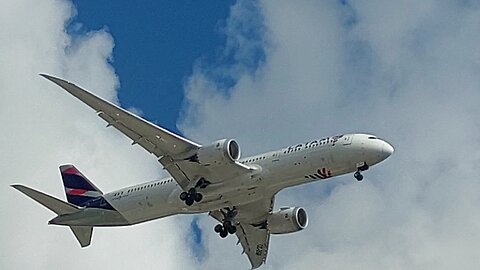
[368,136,377,139]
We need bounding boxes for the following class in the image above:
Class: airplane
[11,74,394,269]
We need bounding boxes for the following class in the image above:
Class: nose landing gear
[354,162,369,181]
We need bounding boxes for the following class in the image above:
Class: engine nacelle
[268,207,308,234]
[195,139,241,166]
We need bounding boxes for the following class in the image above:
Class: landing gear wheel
[354,171,363,181]
[227,225,237,234]
[214,224,223,233]
[219,229,228,238]
[181,187,203,206]
[215,207,238,238]
[179,192,188,201]
[185,197,194,206]
[223,220,237,234]
[194,193,203,202]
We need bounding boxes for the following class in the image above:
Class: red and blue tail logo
[60,165,103,207]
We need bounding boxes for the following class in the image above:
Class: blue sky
[70,1,234,133]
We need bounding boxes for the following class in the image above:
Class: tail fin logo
[64,187,102,197]
[60,165,103,207]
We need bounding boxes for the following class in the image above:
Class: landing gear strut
[214,207,238,238]
[179,178,211,206]
[354,162,369,181]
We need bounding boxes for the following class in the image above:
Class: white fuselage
[55,133,393,226]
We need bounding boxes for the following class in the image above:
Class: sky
[2,0,480,269]
[69,0,234,132]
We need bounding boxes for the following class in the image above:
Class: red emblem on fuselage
[305,168,332,180]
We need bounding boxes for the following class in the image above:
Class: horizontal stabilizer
[12,184,94,247]
[11,184,78,215]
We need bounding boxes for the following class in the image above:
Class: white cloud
[179,0,480,269]
[0,1,195,269]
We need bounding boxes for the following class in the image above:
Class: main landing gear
[179,188,202,206]
[214,207,238,238]
[354,162,369,181]
[179,178,211,206]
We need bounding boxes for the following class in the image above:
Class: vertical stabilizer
[60,165,103,207]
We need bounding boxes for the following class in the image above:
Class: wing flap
[158,156,192,190]
[172,159,254,186]
[236,223,270,269]
[98,112,159,154]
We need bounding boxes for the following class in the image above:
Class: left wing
[210,196,275,269]
[41,74,200,159]
[41,75,252,190]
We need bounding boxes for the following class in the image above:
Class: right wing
[236,222,271,269]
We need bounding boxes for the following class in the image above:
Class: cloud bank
[0,1,195,269]
[180,0,480,269]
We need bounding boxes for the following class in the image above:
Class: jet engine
[268,207,308,234]
[195,139,241,166]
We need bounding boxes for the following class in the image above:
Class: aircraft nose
[382,141,394,158]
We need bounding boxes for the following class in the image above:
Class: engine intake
[195,139,241,166]
[268,207,308,234]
